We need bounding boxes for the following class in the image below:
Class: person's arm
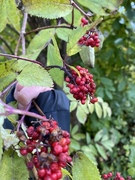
[14,83,52,110]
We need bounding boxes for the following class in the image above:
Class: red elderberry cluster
[65,65,98,105]
[78,17,100,47]
[102,172,132,180]
[78,30,100,47]
[19,119,72,180]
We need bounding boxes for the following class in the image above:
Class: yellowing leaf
[22,0,73,19]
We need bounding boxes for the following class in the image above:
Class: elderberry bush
[65,65,98,105]
[18,119,72,180]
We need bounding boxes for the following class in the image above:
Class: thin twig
[17,103,31,132]
[21,12,28,54]
[0,100,48,122]
[0,81,17,98]
[32,100,45,116]
[25,25,75,35]
[14,36,21,56]
[0,53,43,66]
[70,0,93,22]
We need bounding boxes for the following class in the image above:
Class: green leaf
[26,29,55,60]
[94,130,103,142]
[70,139,81,151]
[0,149,29,180]
[86,132,91,144]
[0,73,17,92]
[72,152,101,180]
[105,90,113,99]
[127,167,135,177]
[73,133,85,141]
[17,63,53,87]
[76,0,123,16]
[0,0,20,32]
[56,25,72,42]
[67,19,103,56]
[0,101,6,126]
[70,101,78,112]
[101,139,114,152]
[87,102,94,114]
[22,0,73,19]
[94,102,102,118]
[95,144,108,160]
[0,0,7,32]
[7,101,18,125]
[76,104,87,124]
[79,46,95,68]
[118,80,126,91]
[0,60,17,78]
[47,43,64,87]
[71,124,79,135]
[0,131,3,161]
[62,168,73,180]
[64,8,82,27]
[7,0,20,31]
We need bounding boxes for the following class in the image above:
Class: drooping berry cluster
[65,65,98,105]
[102,172,132,180]
[18,119,72,180]
[78,17,100,47]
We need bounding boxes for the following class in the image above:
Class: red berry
[38,168,46,178]
[20,147,28,156]
[53,144,63,155]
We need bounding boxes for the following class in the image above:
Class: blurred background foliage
[0,0,135,178]
[66,0,135,178]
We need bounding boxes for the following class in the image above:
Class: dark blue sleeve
[3,87,16,129]
[25,90,70,132]
[3,88,70,132]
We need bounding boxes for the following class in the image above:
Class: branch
[25,24,75,35]
[70,0,93,22]
[0,99,48,122]
[21,12,28,55]
[0,53,43,66]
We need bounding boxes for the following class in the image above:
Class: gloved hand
[14,83,52,110]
